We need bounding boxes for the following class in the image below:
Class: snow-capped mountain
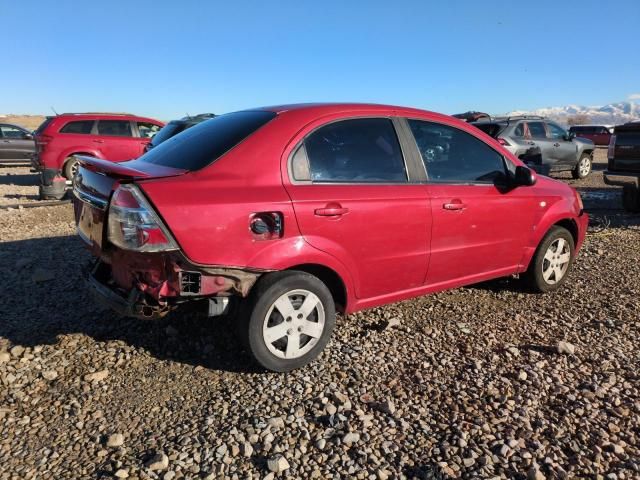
[506,100,640,125]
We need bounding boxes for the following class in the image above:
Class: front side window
[97,120,132,137]
[304,118,407,183]
[137,122,162,139]
[408,119,506,184]
[0,125,27,138]
[547,123,567,140]
[60,120,94,135]
[527,122,547,139]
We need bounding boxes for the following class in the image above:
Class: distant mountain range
[506,100,640,125]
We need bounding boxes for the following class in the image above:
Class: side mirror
[23,133,33,140]
[563,132,575,141]
[514,165,536,186]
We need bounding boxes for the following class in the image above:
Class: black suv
[472,116,595,178]
[604,122,640,212]
[144,113,216,153]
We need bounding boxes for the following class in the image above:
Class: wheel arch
[285,263,348,313]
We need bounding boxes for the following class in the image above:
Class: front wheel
[523,226,575,293]
[572,153,592,179]
[240,271,336,372]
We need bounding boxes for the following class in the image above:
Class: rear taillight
[37,134,53,150]
[107,184,178,252]
[608,134,616,160]
[497,137,511,146]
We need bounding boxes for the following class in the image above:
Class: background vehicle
[473,116,595,178]
[568,125,613,146]
[72,104,588,372]
[604,121,640,212]
[0,123,35,162]
[453,111,490,122]
[145,113,216,152]
[33,113,164,181]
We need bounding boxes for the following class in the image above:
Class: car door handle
[2,140,10,143]
[92,139,104,143]
[314,205,349,216]
[553,142,560,147]
[443,201,467,211]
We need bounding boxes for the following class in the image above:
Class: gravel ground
[1,150,639,479]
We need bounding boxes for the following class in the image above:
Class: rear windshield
[616,131,640,146]
[473,122,505,138]
[34,117,54,135]
[149,121,188,147]
[140,111,276,170]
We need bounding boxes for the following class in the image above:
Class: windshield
[473,123,505,138]
[34,117,54,135]
[140,110,277,170]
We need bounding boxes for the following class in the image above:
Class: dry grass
[0,115,47,131]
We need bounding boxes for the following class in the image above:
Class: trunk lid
[73,156,186,251]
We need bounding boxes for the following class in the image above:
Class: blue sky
[3,0,639,119]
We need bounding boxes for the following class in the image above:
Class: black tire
[523,226,575,293]
[238,271,336,372]
[622,185,640,213]
[572,153,592,179]
[63,156,79,180]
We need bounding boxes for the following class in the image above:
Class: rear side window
[473,123,504,138]
[408,119,506,184]
[137,122,162,139]
[303,118,407,183]
[513,123,525,137]
[140,110,276,171]
[616,131,640,146]
[527,122,547,138]
[60,120,94,134]
[97,120,132,137]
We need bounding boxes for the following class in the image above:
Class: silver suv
[472,116,595,179]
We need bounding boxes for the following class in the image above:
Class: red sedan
[72,103,588,371]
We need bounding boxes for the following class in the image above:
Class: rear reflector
[107,184,178,252]
[608,134,616,160]
[497,137,511,146]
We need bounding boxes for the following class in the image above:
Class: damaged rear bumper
[86,254,268,320]
[86,261,171,319]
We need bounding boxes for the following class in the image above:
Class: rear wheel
[523,226,575,293]
[622,185,640,213]
[239,271,336,372]
[63,156,80,180]
[572,153,592,179]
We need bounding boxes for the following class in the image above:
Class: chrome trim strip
[73,187,108,210]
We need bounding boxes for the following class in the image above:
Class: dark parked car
[453,111,490,122]
[144,113,216,153]
[73,103,588,372]
[568,125,613,146]
[604,121,640,212]
[473,116,595,178]
[0,123,35,162]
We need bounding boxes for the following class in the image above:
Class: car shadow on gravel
[0,235,260,374]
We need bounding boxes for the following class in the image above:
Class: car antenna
[51,106,59,116]
[186,112,191,119]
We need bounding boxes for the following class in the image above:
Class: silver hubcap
[579,157,590,176]
[542,238,571,284]
[70,160,79,177]
[262,289,325,359]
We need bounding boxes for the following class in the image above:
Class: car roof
[55,112,162,123]
[255,102,455,123]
